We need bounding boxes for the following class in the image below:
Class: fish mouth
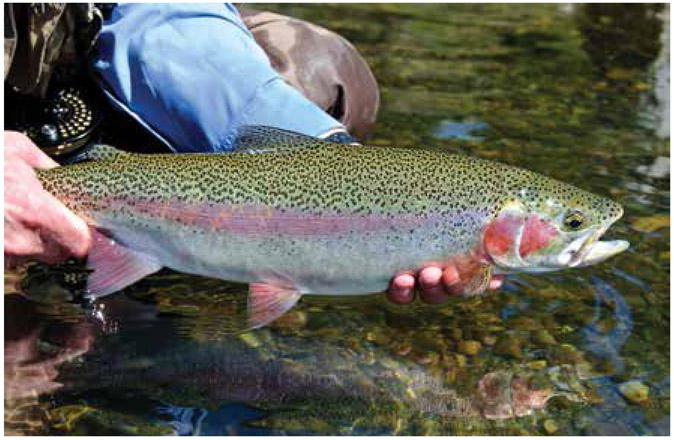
[559,227,629,268]
[574,238,629,267]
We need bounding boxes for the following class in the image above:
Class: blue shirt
[92,3,343,152]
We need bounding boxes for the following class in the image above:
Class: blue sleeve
[91,3,343,152]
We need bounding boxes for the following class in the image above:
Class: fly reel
[6,85,102,157]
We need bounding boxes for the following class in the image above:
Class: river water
[4,4,669,435]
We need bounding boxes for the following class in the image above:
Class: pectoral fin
[85,229,162,298]
[461,265,493,297]
[247,283,302,329]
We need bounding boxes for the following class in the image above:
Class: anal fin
[247,283,302,329]
[86,229,162,298]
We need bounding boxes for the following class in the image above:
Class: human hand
[388,265,506,304]
[4,131,91,265]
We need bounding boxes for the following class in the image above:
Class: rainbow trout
[38,126,628,327]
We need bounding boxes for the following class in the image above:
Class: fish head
[484,175,629,274]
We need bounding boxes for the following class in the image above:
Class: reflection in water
[579,277,632,373]
[4,296,94,435]
[433,122,489,141]
[157,403,267,436]
[651,9,670,139]
[45,298,586,435]
[5,268,661,435]
[636,156,670,179]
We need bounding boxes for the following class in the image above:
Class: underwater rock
[449,328,463,341]
[631,215,669,232]
[543,419,559,434]
[618,380,650,404]
[271,310,307,332]
[239,332,262,348]
[547,344,582,364]
[454,354,468,368]
[493,335,523,358]
[394,341,413,357]
[526,360,548,370]
[481,335,497,346]
[532,329,557,346]
[509,316,543,330]
[457,340,482,356]
[412,351,438,365]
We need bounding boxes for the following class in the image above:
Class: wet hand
[4,131,91,265]
[387,265,505,304]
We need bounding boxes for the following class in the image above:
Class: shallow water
[4,4,670,436]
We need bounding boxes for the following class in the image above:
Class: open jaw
[573,237,629,267]
[558,226,629,268]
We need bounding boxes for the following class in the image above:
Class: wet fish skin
[37,127,627,326]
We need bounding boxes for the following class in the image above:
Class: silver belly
[97,214,476,296]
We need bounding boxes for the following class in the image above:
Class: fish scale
[36,126,626,328]
[40,144,614,220]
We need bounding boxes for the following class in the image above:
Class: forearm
[92,3,343,153]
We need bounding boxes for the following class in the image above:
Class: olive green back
[38,139,619,228]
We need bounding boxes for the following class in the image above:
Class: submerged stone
[482,335,497,346]
[543,419,559,434]
[493,336,523,359]
[618,381,650,404]
[457,340,482,355]
[532,329,557,345]
[526,360,547,370]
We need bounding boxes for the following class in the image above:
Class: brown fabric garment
[240,8,379,139]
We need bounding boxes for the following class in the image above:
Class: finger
[441,265,460,287]
[418,266,449,304]
[22,144,59,170]
[442,265,466,296]
[34,193,92,258]
[387,273,416,304]
[4,216,46,256]
[5,131,58,170]
[488,275,506,290]
[418,266,443,290]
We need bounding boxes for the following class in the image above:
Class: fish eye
[564,211,585,230]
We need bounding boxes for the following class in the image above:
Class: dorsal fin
[60,144,133,165]
[230,125,335,154]
[84,144,132,161]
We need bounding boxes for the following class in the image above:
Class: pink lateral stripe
[74,194,435,236]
